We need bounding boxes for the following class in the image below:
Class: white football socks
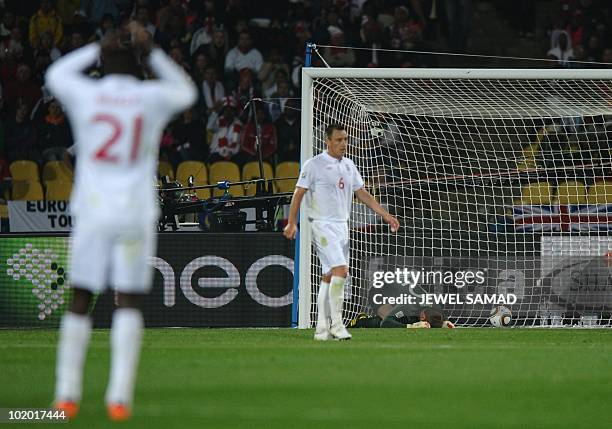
[105,308,143,406]
[329,276,346,327]
[315,280,330,332]
[55,312,92,402]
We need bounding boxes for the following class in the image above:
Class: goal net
[298,68,612,328]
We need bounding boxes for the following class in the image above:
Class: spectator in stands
[201,66,225,116]
[583,34,602,62]
[29,0,64,49]
[267,79,293,123]
[258,47,290,98]
[547,30,574,67]
[37,98,72,163]
[172,107,208,163]
[1,10,15,38]
[94,13,115,40]
[69,9,92,39]
[206,27,228,77]
[224,30,263,87]
[387,5,424,66]
[4,100,38,162]
[169,46,190,71]
[134,5,156,38]
[3,64,42,112]
[231,68,258,118]
[356,16,385,67]
[55,0,80,32]
[324,26,356,67]
[190,17,214,57]
[63,30,85,53]
[190,52,209,88]
[274,98,300,162]
[240,103,277,163]
[156,0,185,36]
[36,30,62,62]
[154,1,186,51]
[0,26,25,68]
[207,96,243,164]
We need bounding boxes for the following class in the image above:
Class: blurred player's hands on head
[283,223,297,240]
[442,320,455,329]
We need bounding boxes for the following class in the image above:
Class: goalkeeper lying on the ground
[351,282,455,329]
[349,305,455,329]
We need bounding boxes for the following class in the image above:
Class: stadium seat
[158,160,174,180]
[9,160,39,182]
[587,181,612,204]
[242,161,273,196]
[556,181,587,205]
[176,161,210,200]
[0,203,8,219]
[42,161,73,183]
[12,180,44,201]
[209,161,243,197]
[518,182,552,205]
[45,180,73,201]
[275,162,299,193]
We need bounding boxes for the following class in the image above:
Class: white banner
[8,201,73,232]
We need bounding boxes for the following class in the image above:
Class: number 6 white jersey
[45,43,197,226]
[296,151,364,223]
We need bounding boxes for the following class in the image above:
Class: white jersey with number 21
[45,43,196,226]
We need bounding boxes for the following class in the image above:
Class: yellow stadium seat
[209,161,243,197]
[275,162,299,193]
[45,180,73,201]
[12,181,44,201]
[518,182,552,205]
[556,181,587,205]
[176,161,207,185]
[158,160,174,180]
[42,161,73,183]
[176,161,210,200]
[587,181,612,204]
[9,160,39,182]
[242,161,273,196]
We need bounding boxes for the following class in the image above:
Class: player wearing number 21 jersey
[284,124,400,341]
[46,25,196,422]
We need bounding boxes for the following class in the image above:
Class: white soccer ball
[489,306,512,327]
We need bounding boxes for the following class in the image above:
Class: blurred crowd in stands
[0,0,610,186]
[0,0,471,181]
[543,0,612,67]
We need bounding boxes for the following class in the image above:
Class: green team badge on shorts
[321,236,328,247]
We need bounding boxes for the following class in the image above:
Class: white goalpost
[298,67,612,328]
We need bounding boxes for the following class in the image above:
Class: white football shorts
[69,219,156,294]
[311,220,349,274]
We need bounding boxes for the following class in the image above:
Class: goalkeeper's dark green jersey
[354,284,442,328]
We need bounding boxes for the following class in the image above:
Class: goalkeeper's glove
[442,320,455,329]
[407,321,430,329]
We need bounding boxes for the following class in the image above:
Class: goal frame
[297,67,612,329]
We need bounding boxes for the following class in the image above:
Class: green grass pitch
[1,328,611,429]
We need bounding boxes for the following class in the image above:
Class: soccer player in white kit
[46,24,196,420]
[284,124,400,340]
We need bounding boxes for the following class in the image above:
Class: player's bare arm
[354,187,400,232]
[283,186,307,240]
